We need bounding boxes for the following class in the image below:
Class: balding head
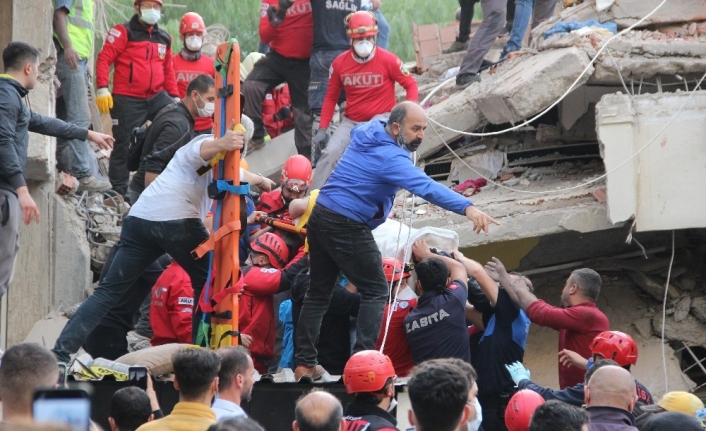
[585,365,638,412]
[386,101,427,152]
[293,390,344,431]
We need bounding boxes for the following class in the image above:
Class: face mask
[185,35,203,52]
[354,40,374,58]
[467,400,483,431]
[140,8,161,25]
[386,397,398,413]
[197,94,215,118]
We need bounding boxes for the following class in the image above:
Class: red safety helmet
[343,350,396,394]
[345,11,378,39]
[505,390,545,431]
[382,257,409,283]
[251,233,289,269]
[281,155,312,193]
[179,12,206,35]
[135,0,163,5]
[590,331,638,367]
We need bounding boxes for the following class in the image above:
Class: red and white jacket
[149,262,194,346]
[262,85,294,138]
[173,51,215,132]
[259,0,313,60]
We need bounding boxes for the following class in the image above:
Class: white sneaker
[77,176,111,192]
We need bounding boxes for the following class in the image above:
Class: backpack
[128,125,149,172]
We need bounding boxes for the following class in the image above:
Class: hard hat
[240,158,250,172]
[251,233,289,269]
[505,390,545,431]
[179,12,206,35]
[590,331,638,367]
[135,0,163,5]
[382,257,409,283]
[345,11,378,39]
[343,350,396,394]
[281,155,312,193]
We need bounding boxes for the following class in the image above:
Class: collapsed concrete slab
[246,130,298,182]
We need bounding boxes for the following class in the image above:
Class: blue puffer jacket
[317,119,473,229]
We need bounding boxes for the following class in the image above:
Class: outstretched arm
[412,239,466,283]
[453,250,498,306]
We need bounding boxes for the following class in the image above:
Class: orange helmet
[505,390,545,431]
[590,331,638,367]
[343,350,396,394]
[281,155,312,193]
[345,11,378,39]
[382,258,409,283]
[179,12,206,35]
[251,233,289,269]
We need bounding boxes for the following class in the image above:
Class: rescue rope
[661,231,675,392]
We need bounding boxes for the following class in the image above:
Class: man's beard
[396,133,422,152]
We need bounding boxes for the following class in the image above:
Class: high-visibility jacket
[54,0,94,59]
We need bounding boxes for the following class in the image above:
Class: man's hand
[452,251,484,278]
[95,88,113,114]
[86,130,114,150]
[484,257,508,282]
[464,205,500,235]
[17,186,40,225]
[559,349,589,370]
[412,239,433,261]
[247,210,267,225]
[218,120,245,152]
[63,46,80,70]
[273,106,291,122]
[372,0,382,9]
[241,333,253,348]
[505,361,531,385]
[145,372,161,411]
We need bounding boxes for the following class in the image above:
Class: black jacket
[344,402,399,431]
[518,378,653,408]
[587,406,639,431]
[0,76,87,194]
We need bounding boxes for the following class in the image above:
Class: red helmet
[345,11,378,39]
[179,12,206,35]
[505,390,545,431]
[382,258,409,283]
[343,350,396,394]
[135,0,163,5]
[590,331,638,367]
[281,155,312,193]
[251,233,289,269]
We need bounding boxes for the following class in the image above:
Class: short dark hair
[529,400,590,431]
[294,389,343,431]
[443,358,477,387]
[2,42,41,72]
[353,377,394,405]
[408,359,470,431]
[207,416,264,431]
[0,343,58,414]
[186,74,215,96]
[385,102,411,135]
[572,268,602,302]
[217,346,251,392]
[415,258,450,294]
[584,359,619,384]
[110,387,152,431]
[172,347,221,400]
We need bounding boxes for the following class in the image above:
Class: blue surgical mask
[140,8,161,25]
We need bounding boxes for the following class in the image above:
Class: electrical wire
[661,230,676,392]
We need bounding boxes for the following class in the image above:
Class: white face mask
[386,397,398,413]
[467,400,483,431]
[140,8,161,25]
[354,40,374,58]
[185,35,203,52]
[197,94,214,117]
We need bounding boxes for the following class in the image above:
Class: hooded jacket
[0,75,88,194]
[317,119,473,229]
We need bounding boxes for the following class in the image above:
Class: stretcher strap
[191,220,242,259]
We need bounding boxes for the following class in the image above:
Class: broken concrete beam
[246,130,298,182]
[590,56,706,84]
[674,296,692,323]
[626,270,679,301]
[652,314,706,346]
[690,297,706,322]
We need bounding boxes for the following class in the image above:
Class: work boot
[247,137,266,154]
[126,330,151,352]
[443,39,469,54]
[77,175,111,192]
[455,73,481,90]
[294,364,326,381]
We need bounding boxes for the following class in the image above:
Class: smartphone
[128,366,149,391]
[57,362,68,388]
[33,388,91,431]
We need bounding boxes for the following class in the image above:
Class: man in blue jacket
[294,101,499,380]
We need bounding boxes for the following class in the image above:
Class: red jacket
[525,300,609,389]
[320,48,419,129]
[96,15,179,98]
[259,0,313,60]
[149,262,194,346]
[173,51,215,132]
[375,297,418,377]
[262,85,294,138]
[256,189,289,218]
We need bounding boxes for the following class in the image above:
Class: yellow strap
[296,189,318,253]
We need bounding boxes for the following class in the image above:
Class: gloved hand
[268,0,295,27]
[96,88,113,114]
[278,0,296,9]
[312,128,329,168]
[273,106,291,122]
[505,361,531,385]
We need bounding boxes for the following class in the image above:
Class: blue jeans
[55,52,92,179]
[52,216,210,362]
[504,0,534,54]
[308,49,346,115]
[295,204,388,366]
[374,9,390,50]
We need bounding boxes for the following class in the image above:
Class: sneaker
[77,175,111,192]
[443,39,469,54]
[294,364,326,381]
[455,73,481,90]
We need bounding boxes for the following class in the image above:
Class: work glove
[267,0,294,27]
[312,128,329,168]
[273,106,291,122]
[505,361,531,386]
[96,88,113,114]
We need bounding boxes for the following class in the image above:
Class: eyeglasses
[283,179,308,193]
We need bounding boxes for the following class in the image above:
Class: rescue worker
[149,261,194,346]
[256,154,312,219]
[310,10,418,189]
[374,258,417,377]
[342,350,400,431]
[95,0,179,198]
[243,0,314,157]
[53,0,111,191]
[173,12,216,134]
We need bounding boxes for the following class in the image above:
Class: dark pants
[459,0,507,75]
[479,394,510,431]
[243,51,313,159]
[295,204,388,367]
[458,0,478,42]
[108,91,173,195]
[52,216,210,362]
[308,49,346,116]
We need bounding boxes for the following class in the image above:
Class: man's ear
[584,386,590,406]
[108,417,117,431]
[391,121,400,136]
[212,377,220,394]
[173,376,181,391]
[339,419,346,431]
[627,394,638,412]
[292,421,299,431]
[23,62,32,76]
[148,413,155,422]
[459,402,472,426]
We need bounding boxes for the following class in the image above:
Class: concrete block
[52,195,92,308]
[246,130,298,182]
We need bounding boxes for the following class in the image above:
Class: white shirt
[211,397,247,420]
